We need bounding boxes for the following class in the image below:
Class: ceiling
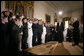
[45,1,83,13]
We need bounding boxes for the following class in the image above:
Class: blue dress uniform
[32,23,38,46]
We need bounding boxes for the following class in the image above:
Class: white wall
[67,8,83,20]
[66,8,83,32]
[33,1,83,24]
[34,1,55,24]
[72,8,83,20]
[1,1,5,12]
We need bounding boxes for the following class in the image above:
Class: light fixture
[58,11,63,15]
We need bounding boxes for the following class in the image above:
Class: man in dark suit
[51,25,56,41]
[45,22,52,43]
[32,19,38,46]
[37,20,43,45]
[1,16,9,56]
[56,19,64,46]
[22,18,28,49]
[8,16,14,37]
[9,18,21,55]
[72,17,80,46]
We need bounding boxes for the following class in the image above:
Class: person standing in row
[22,18,28,50]
[51,24,56,41]
[45,22,52,43]
[32,19,38,46]
[27,19,33,48]
[56,19,64,46]
[41,22,46,44]
[9,18,21,55]
[37,20,43,45]
[72,17,80,46]
[17,15,23,51]
[1,16,9,56]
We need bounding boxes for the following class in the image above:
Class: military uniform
[32,23,38,46]
[37,24,43,45]
[41,25,46,43]
[27,22,33,48]
[45,26,52,43]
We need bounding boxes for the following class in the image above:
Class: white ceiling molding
[44,1,83,13]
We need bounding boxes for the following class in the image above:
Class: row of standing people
[1,9,80,55]
[1,14,57,55]
[1,15,63,55]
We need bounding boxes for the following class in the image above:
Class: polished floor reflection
[23,41,83,55]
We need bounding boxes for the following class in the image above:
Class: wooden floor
[23,41,83,55]
[63,42,83,55]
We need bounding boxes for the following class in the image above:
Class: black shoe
[76,44,79,46]
[72,44,76,46]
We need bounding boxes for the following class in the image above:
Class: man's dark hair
[23,18,26,21]
[19,15,22,17]
[33,19,38,22]
[14,17,20,21]
[16,15,20,19]
[2,16,7,19]
[9,12,13,17]
[4,15,8,17]
[29,19,32,21]
[23,18,26,20]
[1,11,5,15]
[38,19,42,22]
[9,16,12,18]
